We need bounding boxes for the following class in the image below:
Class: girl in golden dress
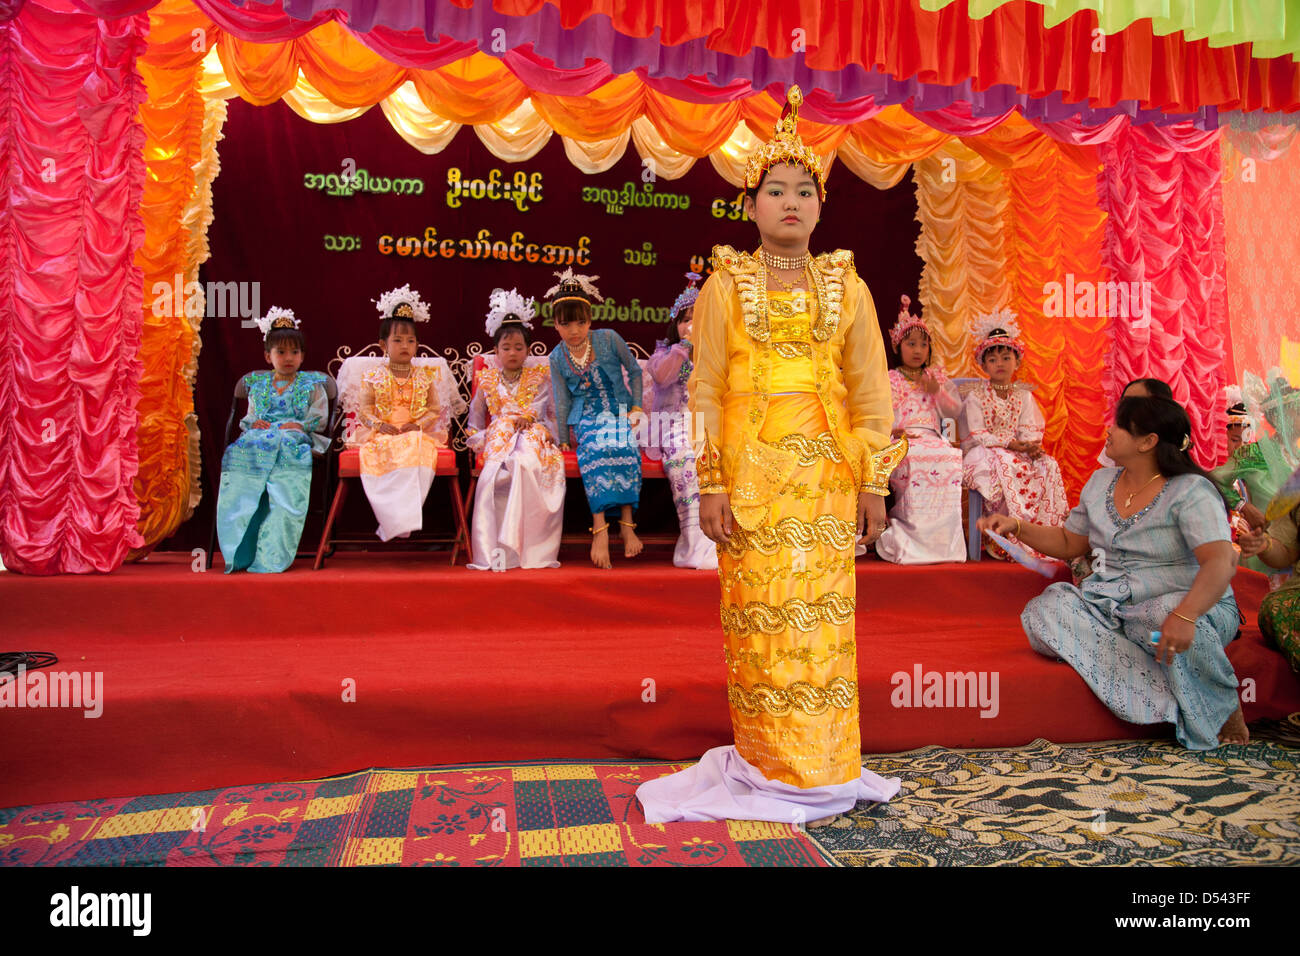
[637,87,907,824]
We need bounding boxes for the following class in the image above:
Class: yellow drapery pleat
[914,141,1014,380]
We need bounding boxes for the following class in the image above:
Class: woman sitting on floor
[979,394,1248,749]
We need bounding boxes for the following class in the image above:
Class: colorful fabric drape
[133,0,227,554]
[1222,131,1300,387]
[908,114,1108,499]
[913,141,1013,380]
[0,1,149,574]
[0,0,1246,573]
[1098,125,1229,469]
[923,0,1300,60]
[71,0,1300,118]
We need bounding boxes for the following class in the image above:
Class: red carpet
[2,553,1296,809]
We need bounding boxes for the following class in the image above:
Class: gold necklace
[899,366,923,382]
[1121,469,1163,508]
[766,266,806,294]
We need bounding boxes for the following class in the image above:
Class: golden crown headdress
[744,85,827,201]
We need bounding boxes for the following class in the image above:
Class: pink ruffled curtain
[1098,125,1229,468]
[0,0,149,573]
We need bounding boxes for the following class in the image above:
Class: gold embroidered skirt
[719,393,860,788]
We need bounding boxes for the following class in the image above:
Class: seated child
[960,309,1069,559]
[466,289,565,571]
[217,307,329,572]
[647,272,717,570]
[546,269,645,569]
[1239,463,1300,672]
[874,295,965,564]
[1222,370,1300,586]
[350,284,443,541]
[1224,385,1251,457]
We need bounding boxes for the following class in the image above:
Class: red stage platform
[2,554,1296,808]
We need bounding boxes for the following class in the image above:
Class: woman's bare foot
[590,525,612,569]
[620,523,643,558]
[1218,705,1250,746]
[805,814,840,829]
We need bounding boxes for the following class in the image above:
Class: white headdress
[970,308,1024,362]
[485,287,536,338]
[254,306,299,338]
[373,284,430,323]
[545,269,603,305]
[1225,384,1251,426]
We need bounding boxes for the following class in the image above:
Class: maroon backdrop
[165,98,923,549]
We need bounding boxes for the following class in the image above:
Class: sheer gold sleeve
[840,275,903,496]
[688,271,732,495]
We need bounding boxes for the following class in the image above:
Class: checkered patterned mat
[0,762,830,867]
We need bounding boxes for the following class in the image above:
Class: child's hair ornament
[545,269,604,305]
[485,287,537,338]
[889,294,930,350]
[254,306,299,337]
[1225,384,1252,427]
[671,272,702,320]
[373,284,431,323]
[970,308,1025,362]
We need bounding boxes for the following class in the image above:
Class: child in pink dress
[960,310,1069,559]
[874,295,965,564]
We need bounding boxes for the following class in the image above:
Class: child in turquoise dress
[216,308,329,572]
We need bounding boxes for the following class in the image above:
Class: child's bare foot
[620,521,643,558]
[590,524,612,569]
[1217,705,1249,745]
[805,814,839,829]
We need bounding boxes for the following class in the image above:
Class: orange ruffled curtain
[864,111,1106,499]
[970,118,1109,501]
[132,0,226,553]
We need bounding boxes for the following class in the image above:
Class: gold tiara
[744,85,827,201]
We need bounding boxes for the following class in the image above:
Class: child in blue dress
[546,269,645,569]
[216,308,329,572]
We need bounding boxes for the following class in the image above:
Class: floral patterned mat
[0,762,827,868]
[7,719,1297,867]
[814,715,1300,866]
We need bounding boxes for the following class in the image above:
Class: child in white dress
[874,295,965,564]
[960,310,1069,559]
[466,289,565,571]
